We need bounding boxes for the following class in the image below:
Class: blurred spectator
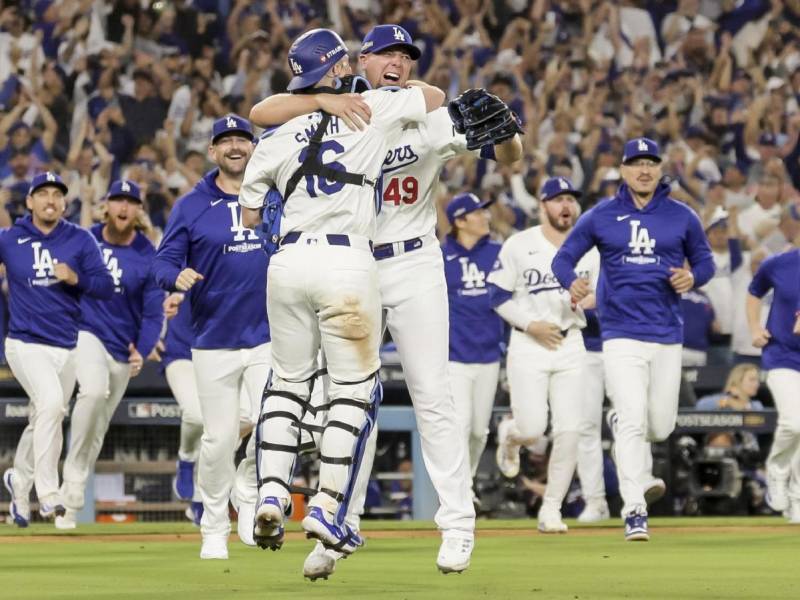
[0,148,32,222]
[696,363,764,412]
[681,288,718,367]
[737,174,783,247]
[703,203,742,335]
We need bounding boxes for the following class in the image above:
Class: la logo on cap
[559,178,569,190]
[290,58,303,74]
[46,172,56,182]
[226,116,237,129]
[637,139,649,151]
[393,27,405,41]
[121,181,131,192]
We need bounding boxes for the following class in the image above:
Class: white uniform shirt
[488,226,600,348]
[240,87,427,239]
[704,248,734,335]
[376,107,475,244]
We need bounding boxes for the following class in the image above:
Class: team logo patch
[559,178,569,190]
[637,139,649,152]
[290,58,303,74]
[121,181,131,192]
[393,27,406,42]
[226,116,237,129]
[46,172,56,182]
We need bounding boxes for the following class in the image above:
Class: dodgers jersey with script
[442,234,505,363]
[552,181,715,344]
[80,224,164,362]
[488,225,600,337]
[240,87,427,239]
[153,169,270,350]
[377,107,489,244]
[0,215,114,348]
[748,249,800,371]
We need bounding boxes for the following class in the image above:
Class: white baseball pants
[5,337,76,505]
[602,339,682,516]
[448,361,500,478]
[192,343,271,538]
[378,242,475,534]
[61,331,132,510]
[577,351,607,504]
[506,330,586,511]
[258,240,382,519]
[166,359,203,464]
[765,369,800,485]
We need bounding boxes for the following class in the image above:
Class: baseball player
[747,243,800,517]
[552,138,715,541]
[1,172,114,526]
[490,177,599,533]
[442,193,504,506]
[237,28,444,563]
[55,180,164,530]
[153,115,270,560]
[248,24,522,578]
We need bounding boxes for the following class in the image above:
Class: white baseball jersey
[376,107,476,244]
[240,87,427,239]
[488,226,600,343]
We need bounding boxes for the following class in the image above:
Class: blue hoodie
[0,215,114,348]
[79,224,164,362]
[442,234,505,363]
[162,297,193,368]
[552,181,714,344]
[153,169,270,350]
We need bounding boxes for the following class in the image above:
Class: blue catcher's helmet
[286,29,349,92]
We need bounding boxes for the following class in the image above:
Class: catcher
[248,26,523,578]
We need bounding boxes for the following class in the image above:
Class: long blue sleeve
[728,237,743,272]
[552,210,597,289]
[77,236,115,299]
[135,272,165,357]
[153,203,189,291]
[685,209,715,287]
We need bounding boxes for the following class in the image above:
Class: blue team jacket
[0,215,114,348]
[551,181,715,344]
[162,298,193,368]
[153,169,270,350]
[442,234,505,363]
[749,249,800,371]
[79,224,164,362]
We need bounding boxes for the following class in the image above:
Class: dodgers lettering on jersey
[442,235,505,363]
[0,215,114,348]
[552,181,715,344]
[80,224,164,362]
[153,169,270,350]
[239,87,428,239]
[376,107,492,245]
[488,226,599,344]
[748,249,800,371]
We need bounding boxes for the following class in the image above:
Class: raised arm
[250,93,372,131]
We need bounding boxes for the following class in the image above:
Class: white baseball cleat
[786,500,800,524]
[236,500,256,547]
[644,478,666,505]
[54,509,77,530]
[254,496,285,551]
[577,501,610,523]
[436,533,474,574]
[495,418,520,479]
[766,469,790,512]
[303,540,342,581]
[3,468,30,528]
[200,535,228,559]
[537,506,568,533]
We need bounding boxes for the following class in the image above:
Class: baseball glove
[447,88,524,151]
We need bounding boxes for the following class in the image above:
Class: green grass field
[0,518,796,599]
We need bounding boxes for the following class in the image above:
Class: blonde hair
[724,363,759,395]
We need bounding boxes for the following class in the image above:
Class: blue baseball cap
[540,177,582,202]
[107,179,142,203]
[211,114,254,144]
[29,171,67,196]
[622,137,662,164]
[446,192,494,224]
[361,25,421,60]
[286,28,349,91]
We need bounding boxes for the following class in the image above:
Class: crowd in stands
[1,0,799,371]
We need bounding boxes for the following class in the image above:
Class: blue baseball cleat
[3,469,30,528]
[39,503,66,519]
[173,460,195,501]
[254,496,285,551]
[301,506,364,555]
[624,509,650,541]
[185,501,203,526]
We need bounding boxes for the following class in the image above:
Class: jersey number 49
[383,176,418,205]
